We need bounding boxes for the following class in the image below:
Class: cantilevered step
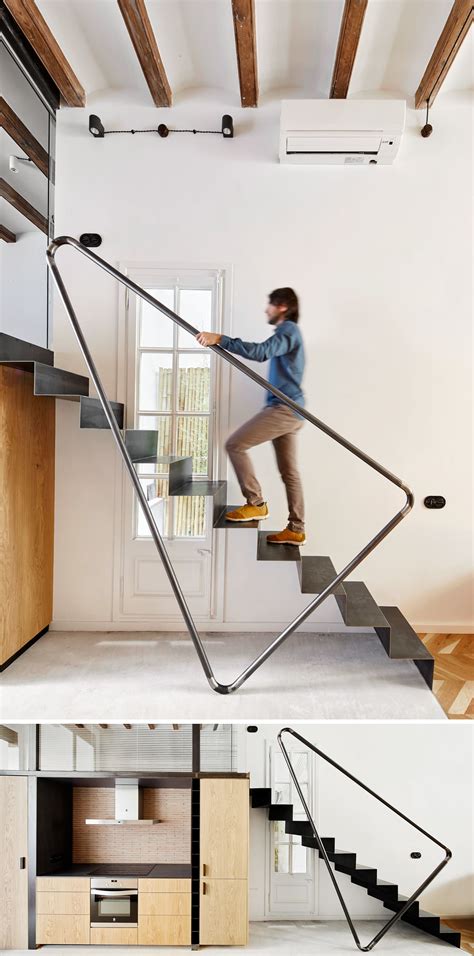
[301,836,336,855]
[79,396,124,429]
[297,555,346,597]
[285,820,313,837]
[366,879,400,903]
[335,581,390,630]
[125,430,158,463]
[214,507,261,530]
[0,331,54,365]
[257,531,301,562]
[250,788,272,808]
[376,606,434,688]
[268,804,293,821]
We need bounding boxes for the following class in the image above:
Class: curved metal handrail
[46,236,414,695]
[277,728,452,951]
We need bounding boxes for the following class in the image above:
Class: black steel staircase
[0,327,433,687]
[251,786,460,949]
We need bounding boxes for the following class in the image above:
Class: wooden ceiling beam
[117,0,172,107]
[123,724,132,730]
[415,0,473,108]
[331,0,368,98]
[0,225,16,243]
[0,97,49,178]
[0,179,48,234]
[3,0,85,107]
[231,0,258,107]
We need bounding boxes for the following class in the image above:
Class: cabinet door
[36,915,90,944]
[0,776,28,950]
[200,879,248,946]
[200,779,249,879]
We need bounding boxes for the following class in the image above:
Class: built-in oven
[90,878,138,928]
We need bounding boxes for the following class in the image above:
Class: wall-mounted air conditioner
[279,99,406,166]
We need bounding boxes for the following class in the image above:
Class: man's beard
[268,314,279,326]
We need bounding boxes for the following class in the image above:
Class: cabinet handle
[202,863,206,877]
[19,857,26,870]
[202,882,206,896]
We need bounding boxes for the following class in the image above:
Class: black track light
[222,114,234,138]
[89,114,105,138]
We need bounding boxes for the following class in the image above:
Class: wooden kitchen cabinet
[200,778,249,879]
[138,879,191,946]
[91,927,138,945]
[0,776,28,950]
[200,778,249,946]
[36,878,90,945]
[0,366,55,670]
[200,879,248,946]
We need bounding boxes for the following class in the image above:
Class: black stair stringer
[250,788,461,949]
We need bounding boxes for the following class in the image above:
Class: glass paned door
[268,746,317,917]
[118,269,223,622]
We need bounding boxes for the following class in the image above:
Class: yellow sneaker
[225,503,269,522]
[267,528,305,546]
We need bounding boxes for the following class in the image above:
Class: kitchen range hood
[86,780,159,826]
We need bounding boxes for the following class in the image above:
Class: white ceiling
[37,0,473,106]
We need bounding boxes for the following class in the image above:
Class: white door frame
[111,260,233,628]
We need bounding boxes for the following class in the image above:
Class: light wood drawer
[91,927,138,945]
[36,891,90,915]
[36,914,90,945]
[138,915,190,946]
[36,877,90,893]
[138,878,191,894]
[139,892,191,916]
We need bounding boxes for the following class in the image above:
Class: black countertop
[39,863,192,879]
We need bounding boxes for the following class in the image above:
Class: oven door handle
[93,890,137,898]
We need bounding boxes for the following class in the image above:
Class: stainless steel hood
[85,780,159,825]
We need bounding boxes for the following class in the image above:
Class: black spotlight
[89,114,105,138]
[222,114,234,138]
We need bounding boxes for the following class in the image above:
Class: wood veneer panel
[200,879,248,946]
[36,877,90,893]
[200,778,249,879]
[231,0,258,107]
[138,915,190,945]
[36,891,90,915]
[139,878,191,894]
[139,891,191,916]
[0,366,55,667]
[0,777,28,949]
[91,927,138,945]
[36,914,90,944]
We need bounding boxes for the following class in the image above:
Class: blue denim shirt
[219,320,305,410]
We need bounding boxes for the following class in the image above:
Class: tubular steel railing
[277,728,452,951]
[47,236,414,695]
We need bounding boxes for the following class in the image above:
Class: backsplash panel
[73,788,191,863]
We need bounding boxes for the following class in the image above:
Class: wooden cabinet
[91,927,138,945]
[0,366,55,669]
[0,776,28,950]
[200,879,248,946]
[200,778,249,945]
[138,879,191,946]
[36,878,90,945]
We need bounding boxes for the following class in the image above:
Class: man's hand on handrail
[196,331,222,347]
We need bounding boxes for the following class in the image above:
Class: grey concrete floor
[14,920,455,953]
[0,629,445,720]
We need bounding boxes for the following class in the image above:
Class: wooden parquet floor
[418,634,474,719]
[442,918,474,954]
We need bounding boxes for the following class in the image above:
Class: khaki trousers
[225,405,305,532]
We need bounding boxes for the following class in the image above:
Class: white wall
[241,722,473,920]
[0,233,49,345]
[51,89,473,631]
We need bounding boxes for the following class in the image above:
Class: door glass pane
[273,753,288,782]
[291,843,307,875]
[137,416,172,473]
[136,479,169,537]
[177,353,210,411]
[273,783,290,805]
[177,416,209,474]
[292,753,308,783]
[274,844,289,874]
[173,496,206,538]
[139,353,173,411]
[140,289,174,347]
[293,783,309,818]
[178,289,213,348]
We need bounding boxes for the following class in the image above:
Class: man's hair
[269,287,299,323]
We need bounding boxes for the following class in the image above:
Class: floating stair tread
[79,396,124,429]
[298,555,346,596]
[250,788,272,807]
[257,531,301,561]
[268,804,293,821]
[0,332,54,365]
[378,606,434,661]
[328,851,357,865]
[338,581,390,628]
[125,430,158,463]
[168,479,227,497]
[0,360,89,397]
[214,507,261,529]
[285,821,313,835]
